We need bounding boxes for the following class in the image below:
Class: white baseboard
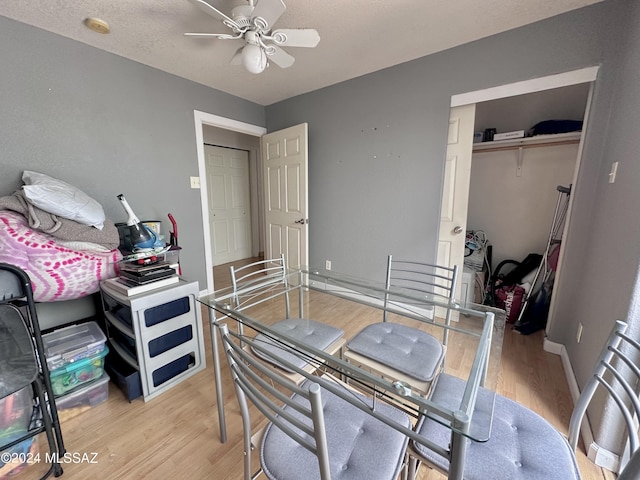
[588,442,620,472]
[543,337,585,408]
[542,337,564,356]
[306,280,436,320]
[543,337,620,473]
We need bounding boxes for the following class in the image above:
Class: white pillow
[22,170,106,230]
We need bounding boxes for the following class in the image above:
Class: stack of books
[104,261,179,296]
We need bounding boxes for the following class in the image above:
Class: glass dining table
[198,266,506,480]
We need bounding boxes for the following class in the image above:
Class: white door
[437,104,476,302]
[262,123,309,269]
[206,145,252,266]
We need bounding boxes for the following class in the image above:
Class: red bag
[495,284,526,324]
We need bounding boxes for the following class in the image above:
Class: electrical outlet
[325,260,331,270]
[576,322,584,343]
[190,176,200,189]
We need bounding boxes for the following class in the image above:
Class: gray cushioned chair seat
[251,318,344,373]
[413,374,581,480]
[261,380,411,480]
[346,322,444,382]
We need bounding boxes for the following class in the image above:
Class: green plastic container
[49,347,109,397]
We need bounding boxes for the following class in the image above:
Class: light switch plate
[190,176,201,189]
[608,162,618,183]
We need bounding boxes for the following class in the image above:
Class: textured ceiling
[1,0,603,106]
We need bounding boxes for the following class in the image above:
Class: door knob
[294,218,308,224]
[453,226,464,234]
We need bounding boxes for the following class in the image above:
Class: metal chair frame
[568,320,640,473]
[228,254,345,379]
[407,320,640,478]
[219,322,411,480]
[229,254,300,320]
[383,255,459,345]
[344,255,459,396]
[0,263,65,479]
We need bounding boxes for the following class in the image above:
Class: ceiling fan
[185,0,320,74]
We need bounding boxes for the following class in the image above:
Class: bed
[0,191,122,303]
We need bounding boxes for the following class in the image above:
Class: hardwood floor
[12,259,614,480]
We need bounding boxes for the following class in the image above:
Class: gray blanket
[0,191,120,250]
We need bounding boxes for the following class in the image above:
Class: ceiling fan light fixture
[185,0,319,72]
[241,43,267,74]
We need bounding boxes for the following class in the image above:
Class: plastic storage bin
[49,347,109,397]
[101,291,134,328]
[105,350,142,402]
[152,354,194,387]
[43,321,107,371]
[157,247,180,268]
[144,297,190,327]
[56,373,110,411]
[109,328,138,361]
[0,387,36,478]
[0,437,38,478]
[0,386,31,432]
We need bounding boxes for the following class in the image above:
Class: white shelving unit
[100,279,206,402]
[473,131,581,153]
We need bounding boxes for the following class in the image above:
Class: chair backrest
[0,265,25,302]
[383,256,459,339]
[229,254,294,318]
[219,323,332,480]
[568,320,640,473]
[0,303,39,398]
[0,263,51,393]
[618,444,640,480]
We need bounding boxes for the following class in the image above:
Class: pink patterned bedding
[0,210,121,302]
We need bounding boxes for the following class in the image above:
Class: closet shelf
[473,131,581,153]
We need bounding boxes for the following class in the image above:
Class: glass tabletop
[199,266,506,444]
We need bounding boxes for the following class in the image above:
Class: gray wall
[266,1,617,282]
[266,0,638,456]
[557,0,640,451]
[0,15,265,288]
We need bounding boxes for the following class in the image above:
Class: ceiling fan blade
[267,45,295,69]
[186,0,240,30]
[251,0,286,29]
[271,29,320,48]
[184,32,241,40]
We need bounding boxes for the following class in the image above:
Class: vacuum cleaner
[116,194,159,251]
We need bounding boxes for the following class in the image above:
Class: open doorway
[194,112,311,294]
[193,111,266,294]
[439,66,599,335]
[205,144,253,266]
[203,136,261,266]
[468,84,591,271]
